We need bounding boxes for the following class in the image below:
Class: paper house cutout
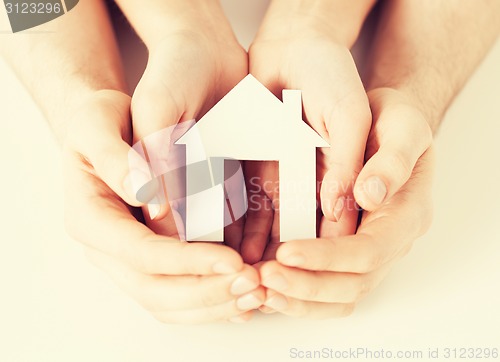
[176,74,329,242]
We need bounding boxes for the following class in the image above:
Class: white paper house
[176,74,329,242]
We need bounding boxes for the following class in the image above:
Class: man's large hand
[259,88,434,318]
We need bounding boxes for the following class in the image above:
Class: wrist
[52,87,128,146]
[116,0,239,50]
[393,86,442,134]
[367,70,444,133]
[255,0,376,48]
[368,86,440,135]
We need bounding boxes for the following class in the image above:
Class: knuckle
[199,287,222,309]
[303,283,321,301]
[353,275,373,302]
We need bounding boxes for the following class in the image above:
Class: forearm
[255,0,377,47]
[0,0,126,143]
[113,0,238,49]
[366,0,500,132]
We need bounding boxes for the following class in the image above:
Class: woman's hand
[63,90,265,324]
[124,3,249,247]
[239,3,373,263]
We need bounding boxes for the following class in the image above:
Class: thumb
[354,89,433,211]
[66,90,155,208]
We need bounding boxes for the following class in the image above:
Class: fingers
[224,216,245,252]
[65,143,262,324]
[86,248,261,310]
[264,290,354,319]
[260,232,403,319]
[276,151,434,274]
[66,90,152,207]
[259,151,435,319]
[223,160,247,251]
[260,234,410,319]
[354,88,433,211]
[241,194,273,264]
[152,293,264,324]
[260,260,393,304]
[275,228,406,275]
[64,152,244,276]
[86,247,265,324]
[299,53,371,225]
[319,98,371,223]
[240,161,276,264]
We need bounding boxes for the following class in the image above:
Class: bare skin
[1,0,499,321]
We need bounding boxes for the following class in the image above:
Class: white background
[1,1,499,361]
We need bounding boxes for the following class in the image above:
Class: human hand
[239,5,372,263]
[63,90,265,324]
[258,88,434,318]
[129,9,248,238]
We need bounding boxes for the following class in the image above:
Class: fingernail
[263,273,288,291]
[148,203,160,220]
[236,294,262,310]
[282,253,305,267]
[332,196,345,222]
[363,176,387,205]
[212,262,238,275]
[229,315,249,323]
[265,294,288,311]
[231,277,258,295]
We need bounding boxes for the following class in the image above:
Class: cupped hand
[63,90,264,324]
[130,27,248,236]
[239,16,372,263]
[258,88,434,318]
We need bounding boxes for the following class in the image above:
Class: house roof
[176,74,329,161]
